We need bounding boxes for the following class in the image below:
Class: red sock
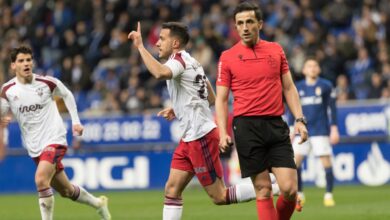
[276,194,296,220]
[256,198,277,220]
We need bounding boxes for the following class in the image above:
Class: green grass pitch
[0,185,389,219]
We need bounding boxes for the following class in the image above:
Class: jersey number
[193,74,207,99]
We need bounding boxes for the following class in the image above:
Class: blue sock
[325,167,334,193]
[297,167,303,192]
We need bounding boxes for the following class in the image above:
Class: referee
[215,2,308,220]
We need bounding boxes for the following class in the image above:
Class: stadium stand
[0,0,389,115]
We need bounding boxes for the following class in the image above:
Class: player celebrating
[128,22,258,220]
[0,46,111,220]
[289,58,339,209]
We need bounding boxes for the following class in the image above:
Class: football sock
[71,185,100,208]
[325,167,334,193]
[271,182,280,196]
[38,188,54,220]
[163,196,183,220]
[256,198,277,220]
[276,194,296,220]
[226,183,256,204]
[297,167,303,192]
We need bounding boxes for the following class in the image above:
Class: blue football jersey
[287,78,337,136]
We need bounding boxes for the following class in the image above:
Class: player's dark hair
[303,56,318,65]
[10,45,33,62]
[162,22,190,47]
[233,1,263,21]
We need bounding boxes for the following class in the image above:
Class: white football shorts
[292,136,332,156]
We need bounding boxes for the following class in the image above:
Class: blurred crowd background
[0,0,390,116]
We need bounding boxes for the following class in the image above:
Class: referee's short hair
[233,1,263,22]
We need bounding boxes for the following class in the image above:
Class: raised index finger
[137,21,141,33]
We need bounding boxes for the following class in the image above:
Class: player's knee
[164,182,180,197]
[253,184,273,198]
[58,188,73,198]
[34,176,50,189]
[280,182,297,200]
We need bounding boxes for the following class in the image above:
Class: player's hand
[128,22,143,48]
[330,125,340,145]
[72,124,84,136]
[295,122,308,144]
[0,116,12,127]
[0,128,5,161]
[0,144,6,161]
[219,133,233,153]
[157,107,176,121]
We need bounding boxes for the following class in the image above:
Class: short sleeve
[216,52,231,87]
[279,45,290,74]
[164,53,185,78]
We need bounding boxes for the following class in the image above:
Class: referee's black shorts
[232,116,296,178]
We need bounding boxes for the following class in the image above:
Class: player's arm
[157,107,176,121]
[128,22,172,80]
[206,79,216,106]
[215,55,232,152]
[328,87,339,145]
[282,71,308,144]
[285,107,296,141]
[53,79,83,136]
[215,85,231,152]
[0,94,10,161]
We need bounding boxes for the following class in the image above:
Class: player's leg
[292,137,311,211]
[51,171,111,220]
[163,168,194,220]
[272,167,298,220]
[295,154,305,197]
[164,136,200,220]
[202,173,256,205]
[319,155,335,207]
[232,117,279,219]
[312,136,335,207]
[251,170,277,220]
[268,118,299,220]
[35,160,56,220]
[191,128,256,205]
[34,145,68,220]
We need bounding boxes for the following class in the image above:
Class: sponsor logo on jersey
[36,87,44,97]
[315,86,322,96]
[19,104,43,113]
[300,96,323,105]
[267,55,277,68]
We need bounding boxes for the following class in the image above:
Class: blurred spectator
[1,0,390,115]
[347,47,374,99]
[367,72,385,99]
[336,74,356,102]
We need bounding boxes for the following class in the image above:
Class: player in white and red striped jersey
[129,22,262,220]
[0,45,111,220]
